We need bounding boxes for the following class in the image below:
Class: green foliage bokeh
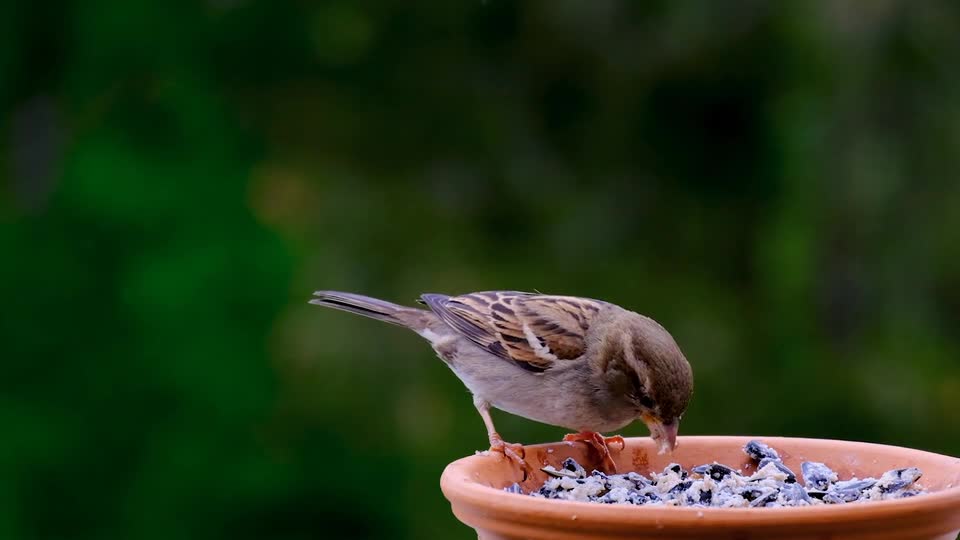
[2,2,959,539]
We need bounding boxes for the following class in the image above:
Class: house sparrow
[309,290,693,473]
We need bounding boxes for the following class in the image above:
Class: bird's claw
[603,434,626,451]
[489,434,529,479]
[562,431,624,473]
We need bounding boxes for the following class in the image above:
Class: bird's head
[602,312,693,454]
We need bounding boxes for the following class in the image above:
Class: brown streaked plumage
[309,290,694,473]
[421,291,601,370]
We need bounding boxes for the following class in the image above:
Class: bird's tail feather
[309,291,424,329]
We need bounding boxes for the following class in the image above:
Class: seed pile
[508,440,924,507]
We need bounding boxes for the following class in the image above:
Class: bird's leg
[473,396,528,474]
[562,431,625,473]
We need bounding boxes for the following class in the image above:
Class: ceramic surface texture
[440,436,960,539]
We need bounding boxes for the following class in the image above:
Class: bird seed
[510,440,925,507]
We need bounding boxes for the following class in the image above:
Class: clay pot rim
[441,435,960,528]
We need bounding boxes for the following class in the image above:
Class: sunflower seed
[526,441,925,507]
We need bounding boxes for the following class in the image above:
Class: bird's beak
[642,414,679,454]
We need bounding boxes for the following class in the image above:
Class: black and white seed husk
[509,440,924,507]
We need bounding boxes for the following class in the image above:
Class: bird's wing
[420,291,605,372]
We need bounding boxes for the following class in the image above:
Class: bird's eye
[627,370,655,409]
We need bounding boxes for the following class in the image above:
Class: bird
[309,290,693,473]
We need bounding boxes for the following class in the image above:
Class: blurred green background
[3,1,959,538]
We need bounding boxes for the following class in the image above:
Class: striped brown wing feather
[422,291,604,372]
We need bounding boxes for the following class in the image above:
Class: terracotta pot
[440,436,960,540]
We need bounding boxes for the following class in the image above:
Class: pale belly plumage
[437,337,638,433]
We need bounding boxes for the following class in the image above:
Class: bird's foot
[562,431,625,473]
[489,432,529,478]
